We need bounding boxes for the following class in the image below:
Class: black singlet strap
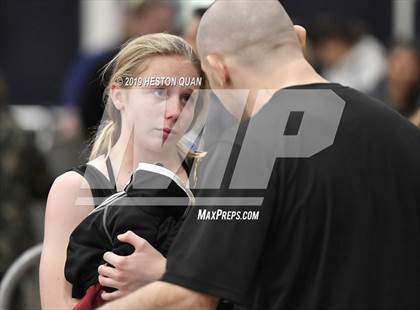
[105,156,116,188]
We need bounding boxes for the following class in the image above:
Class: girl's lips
[162,128,177,135]
[155,128,178,142]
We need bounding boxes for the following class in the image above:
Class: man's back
[163,83,420,310]
[245,83,420,309]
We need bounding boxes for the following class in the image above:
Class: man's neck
[241,57,329,118]
[255,57,328,90]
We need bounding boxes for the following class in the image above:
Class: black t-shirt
[161,83,420,310]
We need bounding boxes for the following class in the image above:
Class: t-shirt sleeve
[161,140,280,305]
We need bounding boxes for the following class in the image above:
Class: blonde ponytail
[89,121,116,160]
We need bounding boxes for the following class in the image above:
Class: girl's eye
[153,88,168,99]
[180,94,192,104]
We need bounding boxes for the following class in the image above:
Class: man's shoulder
[337,86,420,138]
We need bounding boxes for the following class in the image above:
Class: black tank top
[71,157,194,208]
[72,157,117,208]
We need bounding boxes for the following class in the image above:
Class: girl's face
[115,55,200,153]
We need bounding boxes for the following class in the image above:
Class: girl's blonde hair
[89,33,207,161]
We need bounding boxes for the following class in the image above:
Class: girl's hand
[98,230,166,301]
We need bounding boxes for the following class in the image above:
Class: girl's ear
[110,82,126,111]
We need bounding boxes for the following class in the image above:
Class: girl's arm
[39,172,94,309]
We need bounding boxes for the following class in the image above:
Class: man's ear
[206,54,229,87]
[293,25,307,50]
[110,83,125,111]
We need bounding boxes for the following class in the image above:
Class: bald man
[99,1,420,309]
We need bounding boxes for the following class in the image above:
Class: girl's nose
[164,96,183,120]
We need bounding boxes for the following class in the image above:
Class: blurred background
[0,0,419,308]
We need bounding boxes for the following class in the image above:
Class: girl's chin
[133,131,182,151]
[149,137,179,151]
[162,136,182,147]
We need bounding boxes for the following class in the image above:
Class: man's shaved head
[195,0,325,118]
[197,0,300,65]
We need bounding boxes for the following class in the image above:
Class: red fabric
[73,283,106,310]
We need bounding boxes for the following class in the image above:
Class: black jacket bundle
[65,163,194,299]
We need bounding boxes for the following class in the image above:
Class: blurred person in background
[309,16,386,93]
[0,72,51,278]
[183,7,207,52]
[371,40,420,124]
[61,0,174,140]
[0,71,51,305]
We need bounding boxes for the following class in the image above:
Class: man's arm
[98,281,219,310]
